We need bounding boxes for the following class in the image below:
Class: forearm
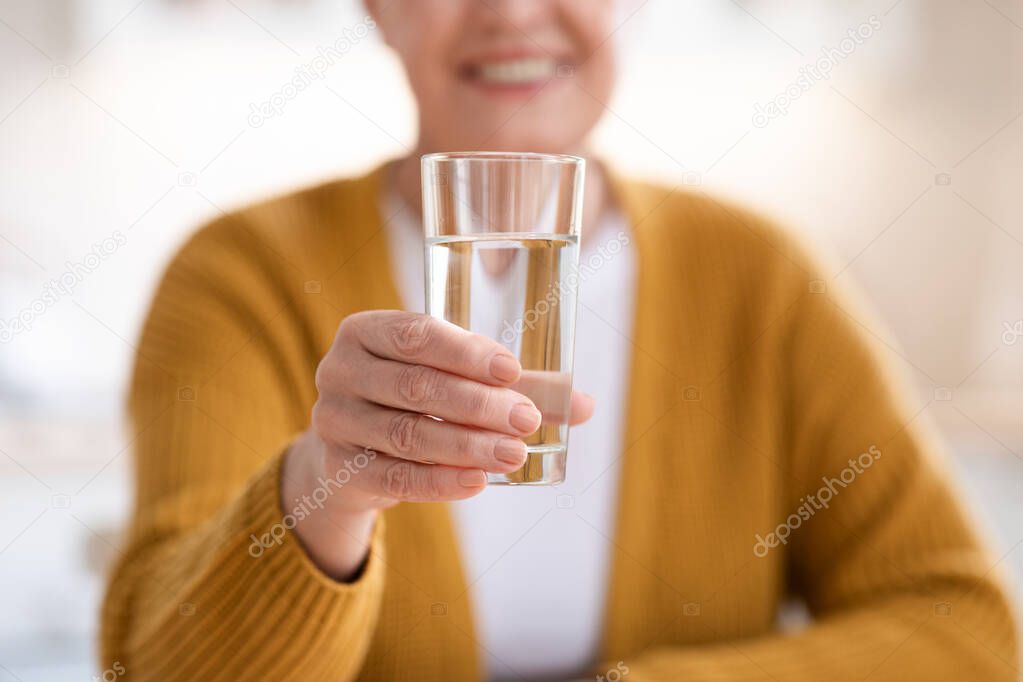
[600,589,1017,681]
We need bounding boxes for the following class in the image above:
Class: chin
[468,126,581,154]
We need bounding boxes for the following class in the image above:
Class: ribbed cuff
[127,452,388,681]
[240,448,388,594]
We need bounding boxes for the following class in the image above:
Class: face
[368,0,618,154]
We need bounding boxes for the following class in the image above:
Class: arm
[101,215,590,681]
[99,220,389,682]
[596,262,1019,680]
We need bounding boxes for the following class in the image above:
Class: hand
[282,311,594,579]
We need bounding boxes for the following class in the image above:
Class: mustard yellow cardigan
[101,165,1019,681]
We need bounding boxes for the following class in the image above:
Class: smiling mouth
[463,56,569,90]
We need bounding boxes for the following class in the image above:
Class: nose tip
[476,0,553,31]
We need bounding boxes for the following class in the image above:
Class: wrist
[281,429,379,581]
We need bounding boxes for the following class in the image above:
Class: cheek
[580,49,616,103]
[567,64,613,141]
[386,0,462,95]
[564,0,618,99]
[563,0,618,51]
[396,42,458,129]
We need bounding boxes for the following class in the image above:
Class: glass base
[487,447,567,485]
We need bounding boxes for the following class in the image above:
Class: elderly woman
[101,1,1018,680]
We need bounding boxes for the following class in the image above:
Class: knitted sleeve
[99,216,386,682]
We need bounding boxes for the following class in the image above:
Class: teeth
[477,58,557,84]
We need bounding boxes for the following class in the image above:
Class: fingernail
[458,469,487,487]
[494,438,527,465]
[509,403,542,433]
[489,353,520,382]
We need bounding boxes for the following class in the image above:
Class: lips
[475,57,558,84]
[460,53,573,94]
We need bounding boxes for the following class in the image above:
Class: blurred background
[1,0,1021,678]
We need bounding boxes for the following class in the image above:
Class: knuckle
[455,428,478,457]
[312,401,346,443]
[314,369,326,395]
[387,412,424,455]
[396,365,440,405]
[315,354,353,395]
[382,460,415,499]
[347,309,372,327]
[466,384,493,418]
[314,356,333,393]
[336,313,362,344]
[390,314,433,358]
[423,470,443,499]
[334,354,356,383]
[311,401,330,436]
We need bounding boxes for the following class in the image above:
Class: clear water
[426,234,580,484]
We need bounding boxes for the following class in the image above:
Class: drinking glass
[421,152,585,485]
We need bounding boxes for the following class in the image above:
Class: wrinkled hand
[282,311,594,579]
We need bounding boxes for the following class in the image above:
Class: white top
[382,192,636,681]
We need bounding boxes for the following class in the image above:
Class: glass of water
[421,152,585,485]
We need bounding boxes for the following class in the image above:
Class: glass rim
[421,151,585,166]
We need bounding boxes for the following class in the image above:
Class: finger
[355,356,542,436]
[569,390,595,426]
[351,310,521,385]
[349,452,489,503]
[313,397,528,473]
[510,371,595,426]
